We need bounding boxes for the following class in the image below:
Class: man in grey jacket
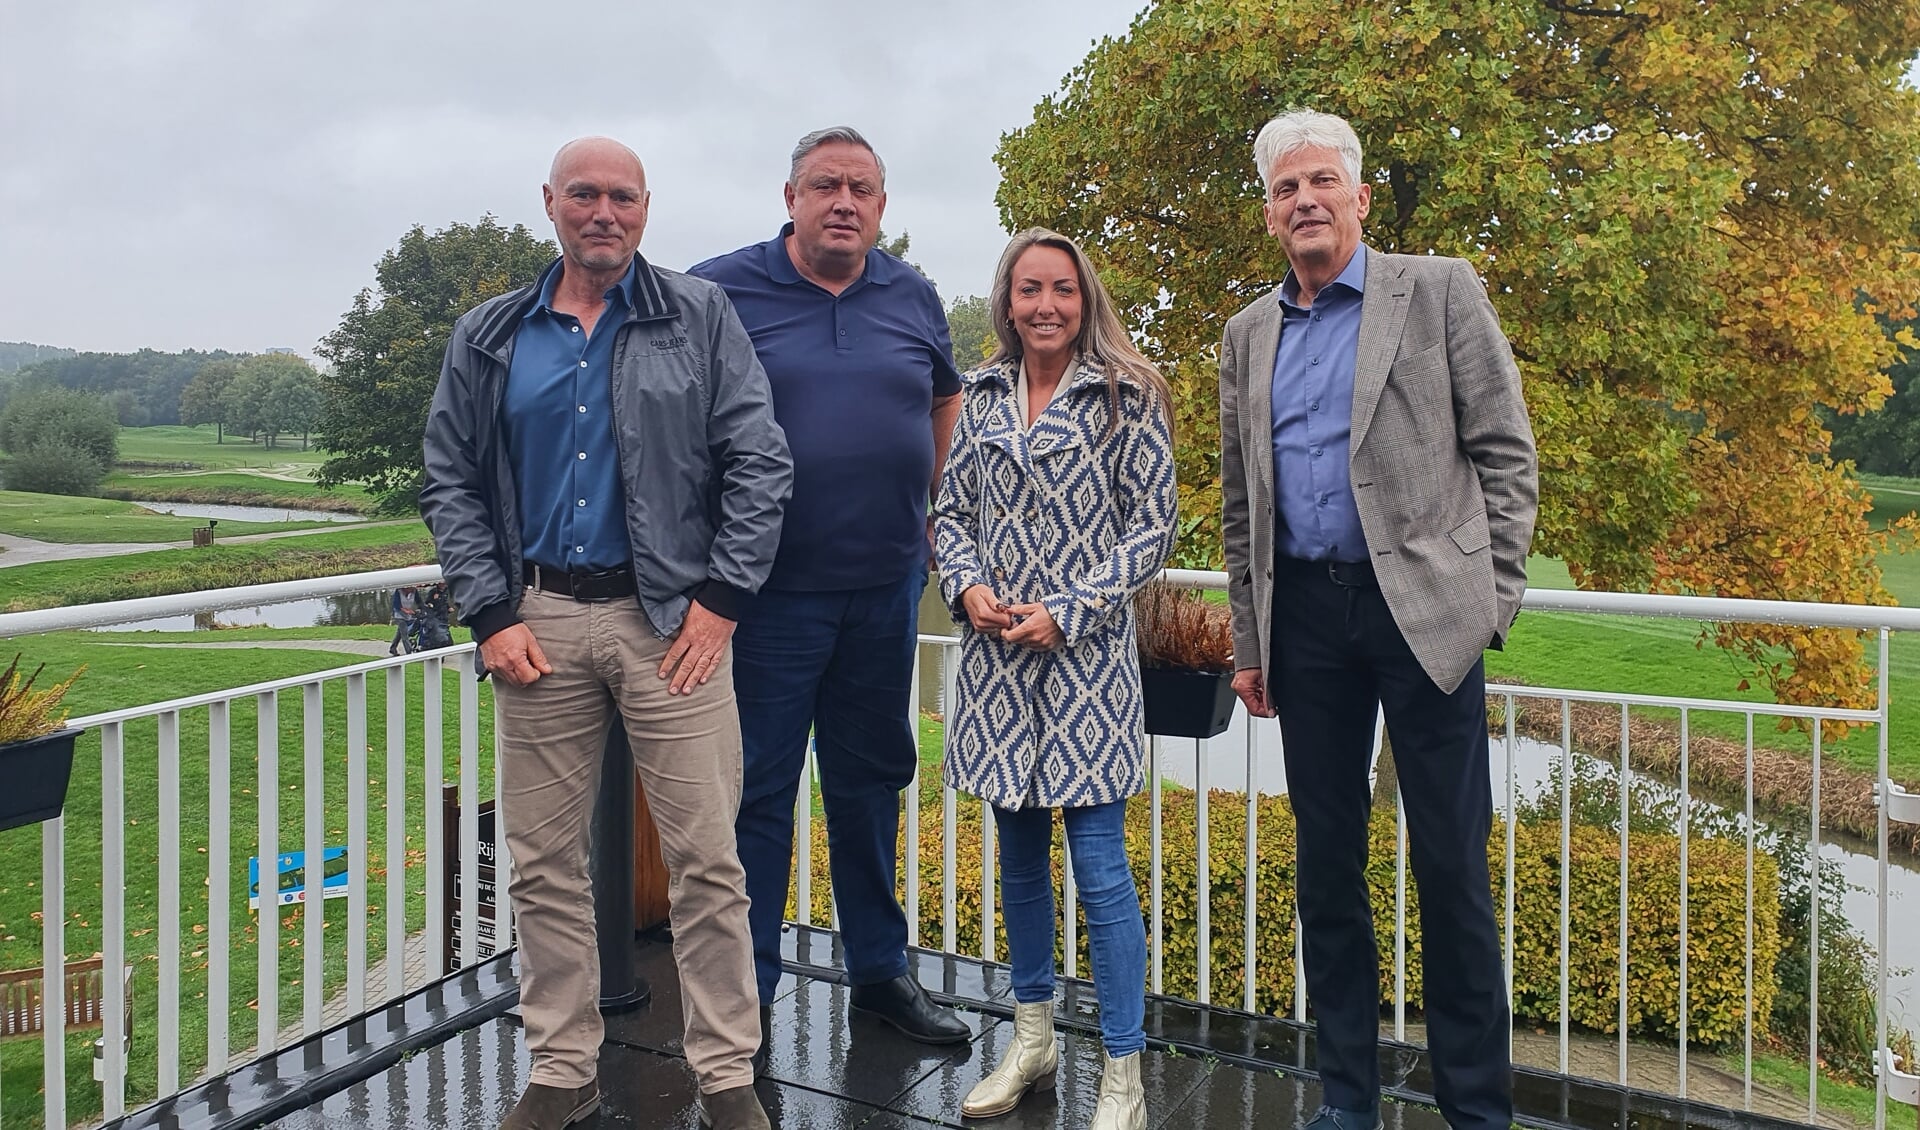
[422,137,791,1130]
[1219,111,1536,1130]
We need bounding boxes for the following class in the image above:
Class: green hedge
[789,783,1781,1047]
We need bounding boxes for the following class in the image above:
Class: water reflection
[130,501,360,524]
[91,589,395,633]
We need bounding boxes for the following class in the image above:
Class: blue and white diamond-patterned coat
[932,357,1179,811]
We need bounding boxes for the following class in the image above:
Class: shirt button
[579,360,588,368]
[1312,447,1322,457]
[577,452,587,460]
[839,329,847,336]
[575,546,584,554]
[1311,357,1320,365]
[577,405,587,413]
[571,325,581,333]
[577,499,586,507]
[1310,401,1320,411]
[1312,314,1321,322]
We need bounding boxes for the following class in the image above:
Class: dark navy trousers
[732,573,922,1003]
[1270,558,1512,1130]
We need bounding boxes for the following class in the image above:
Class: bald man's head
[548,136,645,189]
[542,136,651,279]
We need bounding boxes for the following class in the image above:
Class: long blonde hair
[986,228,1172,435]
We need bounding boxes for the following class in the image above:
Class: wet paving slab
[203,925,1832,1130]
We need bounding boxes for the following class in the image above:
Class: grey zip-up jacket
[421,254,792,644]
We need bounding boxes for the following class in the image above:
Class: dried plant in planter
[0,654,85,832]
[0,654,83,745]
[1133,583,1235,673]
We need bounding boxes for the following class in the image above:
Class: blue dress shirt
[1271,244,1369,562]
[504,260,635,572]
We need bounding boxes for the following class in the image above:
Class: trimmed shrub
[1,440,107,495]
[788,782,1781,1048]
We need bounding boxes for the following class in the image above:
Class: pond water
[90,589,395,633]
[131,501,361,524]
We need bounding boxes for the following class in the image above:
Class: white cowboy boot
[1089,1050,1144,1130]
[960,1000,1058,1118]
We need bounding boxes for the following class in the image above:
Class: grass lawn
[1497,516,1920,782]
[0,491,340,544]
[115,426,327,472]
[0,522,437,613]
[0,630,494,1128]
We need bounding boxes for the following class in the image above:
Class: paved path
[0,520,410,568]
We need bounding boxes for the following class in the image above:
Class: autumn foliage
[993,0,1920,714]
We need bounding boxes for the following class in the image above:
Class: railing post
[592,723,649,1012]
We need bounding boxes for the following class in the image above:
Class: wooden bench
[0,957,133,1039]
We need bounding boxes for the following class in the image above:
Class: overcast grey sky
[4,8,1916,359]
[0,2,1141,356]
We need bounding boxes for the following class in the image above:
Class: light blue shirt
[1270,244,1368,562]
[504,261,635,571]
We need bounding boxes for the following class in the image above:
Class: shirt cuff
[465,601,521,644]
[694,579,750,622]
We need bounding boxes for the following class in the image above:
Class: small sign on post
[247,848,350,909]
[442,784,508,974]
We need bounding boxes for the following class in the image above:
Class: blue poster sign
[248,847,350,909]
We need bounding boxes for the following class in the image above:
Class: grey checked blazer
[1219,247,1538,695]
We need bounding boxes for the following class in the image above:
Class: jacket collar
[472,253,678,357]
[964,354,1139,393]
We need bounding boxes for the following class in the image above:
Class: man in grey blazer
[1218,109,1537,1130]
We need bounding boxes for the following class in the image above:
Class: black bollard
[591,721,650,1012]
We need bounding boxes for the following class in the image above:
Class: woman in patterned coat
[933,228,1178,1130]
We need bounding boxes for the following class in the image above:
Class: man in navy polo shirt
[691,126,966,1048]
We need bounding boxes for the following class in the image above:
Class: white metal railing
[1,578,496,1130]
[4,569,1920,1129]
[855,568,1917,1130]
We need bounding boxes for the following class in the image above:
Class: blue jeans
[732,573,922,1002]
[994,799,1146,1057]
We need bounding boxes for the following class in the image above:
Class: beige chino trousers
[492,589,758,1094]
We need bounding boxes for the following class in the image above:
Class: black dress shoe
[751,1004,772,1077]
[848,974,970,1043]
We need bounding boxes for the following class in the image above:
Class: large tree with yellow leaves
[996,0,1920,711]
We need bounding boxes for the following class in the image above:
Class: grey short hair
[789,126,886,187]
[1252,110,1363,192]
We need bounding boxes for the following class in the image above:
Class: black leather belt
[522,561,636,601]
[1278,556,1377,588]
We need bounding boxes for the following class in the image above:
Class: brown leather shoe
[697,1082,771,1129]
[500,1080,600,1129]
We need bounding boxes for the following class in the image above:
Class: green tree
[994,0,1920,712]
[15,348,238,425]
[226,353,322,449]
[0,386,119,470]
[180,359,239,443]
[317,216,556,512]
[945,294,994,369]
[1829,315,1920,477]
[270,367,326,449]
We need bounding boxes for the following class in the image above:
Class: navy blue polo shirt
[690,225,961,591]
[504,260,635,572]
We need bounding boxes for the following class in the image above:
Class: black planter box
[1140,667,1236,739]
[0,727,79,832]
